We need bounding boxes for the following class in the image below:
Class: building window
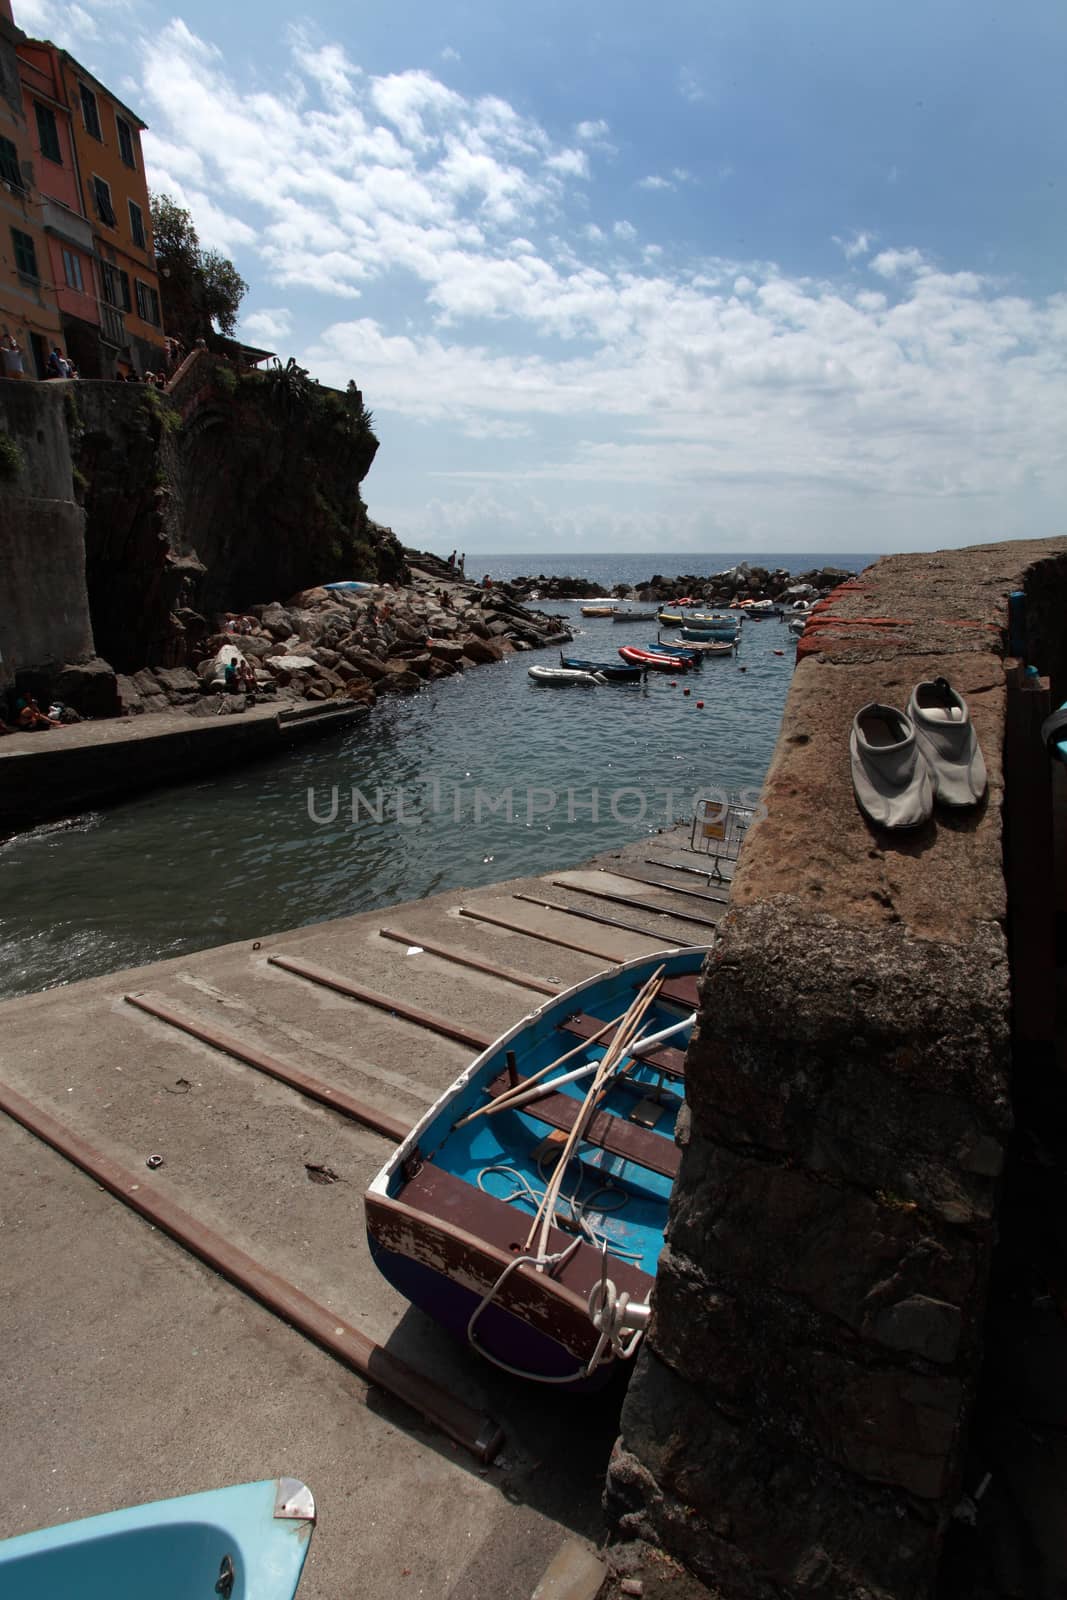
[80,83,102,140]
[0,136,23,189]
[128,199,146,250]
[135,278,161,326]
[116,115,136,169]
[101,260,131,312]
[91,175,116,226]
[62,248,84,292]
[11,227,38,280]
[35,103,62,164]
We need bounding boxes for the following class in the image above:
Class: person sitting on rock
[16,695,60,730]
[223,659,240,693]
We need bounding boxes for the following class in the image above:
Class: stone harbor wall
[0,378,99,698]
[607,538,1067,1598]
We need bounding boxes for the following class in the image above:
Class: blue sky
[16,0,1067,557]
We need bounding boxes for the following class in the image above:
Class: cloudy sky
[15,0,1067,558]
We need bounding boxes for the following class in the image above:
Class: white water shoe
[850,703,934,830]
[907,678,986,807]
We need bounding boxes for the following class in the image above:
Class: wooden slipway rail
[123,992,410,1144]
[377,927,561,996]
[458,902,684,957]
[268,954,495,1052]
[0,1077,503,1464]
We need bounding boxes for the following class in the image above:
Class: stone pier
[607,538,1067,1598]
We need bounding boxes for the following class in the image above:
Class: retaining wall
[607,537,1067,1599]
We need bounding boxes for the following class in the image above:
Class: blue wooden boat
[560,653,645,682]
[0,1478,316,1600]
[644,639,702,664]
[324,580,375,593]
[366,947,708,1389]
[679,624,737,642]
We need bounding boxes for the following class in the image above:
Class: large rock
[461,635,503,665]
[340,645,389,681]
[50,657,119,718]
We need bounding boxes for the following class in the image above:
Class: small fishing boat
[788,616,806,637]
[366,947,707,1387]
[580,603,617,617]
[644,640,703,664]
[655,610,687,625]
[619,645,691,672]
[529,665,603,685]
[679,624,738,642]
[560,654,645,682]
[611,608,658,622]
[0,1479,316,1600]
[324,580,376,593]
[663,636,734,655]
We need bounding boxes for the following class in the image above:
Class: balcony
[99,301,126,348]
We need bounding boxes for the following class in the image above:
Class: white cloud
[575,119,609,141]
[638,175,674,191]
[613,220,637,241]
[834,230,874,261]
[441,46,461,63]
[678,67,704,103]
[240,308,293,346]
[870,246,928,278]
[545,148,589,179]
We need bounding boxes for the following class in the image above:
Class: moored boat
[619,645,691,672]
[365,947,707,1387]
[529,665,603,685]
[560,654,645,681]
[0,1479,316,1600]
[610,608,658,622]
[580,603,618,616]
[664,635,734,655]
[678,624,738,642]
[644,639,703,664]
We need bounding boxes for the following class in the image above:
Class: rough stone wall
[607,539,1067,1598]
[74,358,405,671]
[0,378,93,690]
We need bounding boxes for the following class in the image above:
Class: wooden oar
[452,1008,626,1129]
[526,968,664,1265]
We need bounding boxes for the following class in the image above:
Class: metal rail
[643,857,735,885]
[512,893,704,943]
[377,927,560,995]
[0,1076,503,1464]
[539,884,722,931]
[594,867,730,906]
[457,905,645,961]
[124,992,409,1144]
[268,954,494,1051]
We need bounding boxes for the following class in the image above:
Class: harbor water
[0,555,874,1000]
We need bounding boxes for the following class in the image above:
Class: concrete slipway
[0,826,727,1598]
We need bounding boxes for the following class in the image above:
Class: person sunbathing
[16,696,61,730]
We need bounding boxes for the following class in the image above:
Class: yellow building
[56,48,165,375]
[0,0,62,377]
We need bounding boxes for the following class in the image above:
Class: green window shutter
[116,117,136,169]
[128,200,145,249]
[80,84,101,140]
[35,104,62,164]
[0,136,23,189]
[11,228,38,279]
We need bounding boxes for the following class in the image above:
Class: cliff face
[0,379,95,693]
[74,356,407,672]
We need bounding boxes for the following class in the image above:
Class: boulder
[154,666,200,694]
[260,604,296,640]
[265,654,318,675]
[376,669,422,695]
[427,639,465,663]
[341,646,389,681]
[47,657,119,718]
[115,674,145,714]
[131,668,161,698]
[461,635,503,666]
[287,586,331,608]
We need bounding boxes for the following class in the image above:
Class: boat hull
[366,946,708,1389]
[0,1480,315,1600]
[619,646,690,671]
[560,655,644,681]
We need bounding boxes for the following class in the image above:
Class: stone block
[153,666,199,693]
[53,657,119,718]
[461,635,503,665]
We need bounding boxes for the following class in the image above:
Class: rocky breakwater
[112,571,570,717]
[504,562,856,608]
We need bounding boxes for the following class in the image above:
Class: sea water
[0,553,877,998]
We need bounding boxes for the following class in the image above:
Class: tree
[149,193,248,346]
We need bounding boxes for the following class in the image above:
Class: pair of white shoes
[850,679,987,831]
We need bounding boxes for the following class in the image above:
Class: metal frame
[690,799,754,881]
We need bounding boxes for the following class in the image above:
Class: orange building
[54,47,166,375]
[0,0,62,377]
[15,34,99,371]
